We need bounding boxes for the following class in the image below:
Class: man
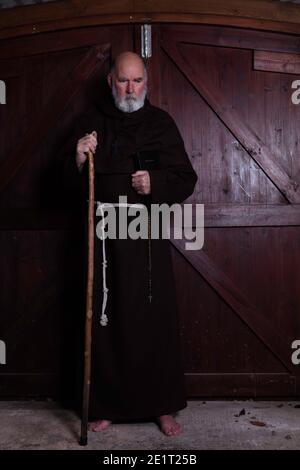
[66,52,197,436]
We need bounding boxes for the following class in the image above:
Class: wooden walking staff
[79,148,95,446]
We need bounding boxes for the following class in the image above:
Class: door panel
[143,24,300,396]
[1,22,300,398]
[0,25,133,398]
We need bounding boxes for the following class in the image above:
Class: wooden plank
[0,210,73,230]
[254,50,300,75]
[176,204,300,228]
[1,0,300,40]
[2,14,300,41]
[2,282,61,355]
[202,204,300,227]
[1,204,299,230]
[172,238,296,374]
[186,373,296,397]
[0,58,22,77]
[2,373,294,398]
[0,0,132,29]
[0,25,124,60]
[0,43,110,192]
[162,38,300,203]
[161,25,300,55]
[0,229,82,399]
[135,0,300,23]
[0,373,60,398]
[1,372,294,398]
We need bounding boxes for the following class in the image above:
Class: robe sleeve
[148,113,198,205]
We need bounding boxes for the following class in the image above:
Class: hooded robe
[64,94,197,421]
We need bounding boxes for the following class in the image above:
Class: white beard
[112,82,147,113]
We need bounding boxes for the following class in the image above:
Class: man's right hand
[76,131,98,171]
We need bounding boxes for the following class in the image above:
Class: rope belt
[95,201,150,327]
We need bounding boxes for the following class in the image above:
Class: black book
[133,150,160,171]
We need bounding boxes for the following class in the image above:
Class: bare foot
[88,419,112,432]
[157,415,182,436]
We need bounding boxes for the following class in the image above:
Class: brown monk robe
[63,54,197,435]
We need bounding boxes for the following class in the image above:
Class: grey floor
[1,400,300,450]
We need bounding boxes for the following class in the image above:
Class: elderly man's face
[108,58,147,113]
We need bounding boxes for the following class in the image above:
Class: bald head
[112,52,147,76]
[108,51,147,113]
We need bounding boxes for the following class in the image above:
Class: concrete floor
[1,400,300,450]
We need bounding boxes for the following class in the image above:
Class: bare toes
[88,419,111,432]
[157,415,182,437]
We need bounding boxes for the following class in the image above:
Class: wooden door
[1,22,300,399]
[142,24,300,397]
[0,25,133,398]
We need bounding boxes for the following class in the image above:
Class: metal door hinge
[141,24,152,59]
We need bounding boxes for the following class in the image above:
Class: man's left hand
[131,171,151,195]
